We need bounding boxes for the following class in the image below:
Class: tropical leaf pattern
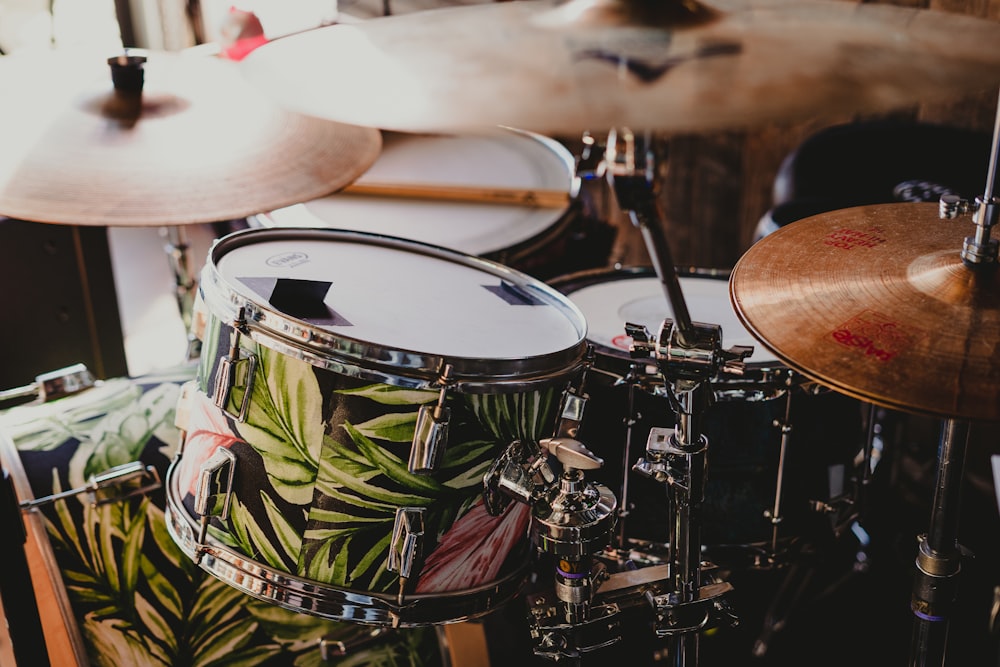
[189,314,570,599]
[2,367,441,666]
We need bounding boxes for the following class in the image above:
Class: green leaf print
[335,384,438,406]
[235,345,325,507]
[343,422,447,497]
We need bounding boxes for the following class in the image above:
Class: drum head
[553,267,778,366]
[202,227,588,386]
[256,129,578,257]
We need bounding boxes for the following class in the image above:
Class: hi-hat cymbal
[241,0,1000,136]
[730,202,1000,422]
[0,48,382,226]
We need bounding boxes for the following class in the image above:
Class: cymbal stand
[106,55,202,360]
[162,224,200,358]
[599,128,750,666]
[910,88,1000,666]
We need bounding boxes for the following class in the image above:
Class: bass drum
[250,128,614,280]
[549,266,866,568]
[0,367,489,666]
[167,227,589,627]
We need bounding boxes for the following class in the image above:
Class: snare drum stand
[599,128,752,666]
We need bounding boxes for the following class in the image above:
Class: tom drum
[166,227,590,626]
[252,128,611,279]
[549,267,865,568]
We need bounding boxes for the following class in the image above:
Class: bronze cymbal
[729,202,1000,422]
[0,48,382,226]
[241,0,1000,136]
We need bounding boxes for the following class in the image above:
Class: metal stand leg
[162,225,201,359]
[909,418,970,666]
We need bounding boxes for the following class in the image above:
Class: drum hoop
[251,127,582,260]
[164,463,528,627]
[203,227,589,390]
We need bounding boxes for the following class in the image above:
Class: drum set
[1,0,1000,665]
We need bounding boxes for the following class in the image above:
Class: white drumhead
[213,233,585,359]
[256,129,577,256]
[565,273,778,365]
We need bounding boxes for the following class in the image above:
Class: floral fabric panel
[1,367,440,666]
[190,316,564,595]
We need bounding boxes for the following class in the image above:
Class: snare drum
[251,129,610,279]
[167,227,589,626]
[549,267,864,566]
[0,368,448,666]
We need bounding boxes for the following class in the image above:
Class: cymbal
[241,0,1000,136]
[0,48,382,226]
[729,202,1000,422]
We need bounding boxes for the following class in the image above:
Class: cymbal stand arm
[908,418,970,667]
[941,88,1000,267]
[604,128,696,345]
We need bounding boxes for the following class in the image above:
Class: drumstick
[341,182,571,208]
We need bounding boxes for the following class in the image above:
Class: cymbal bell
[0,48,382,226]
[241,0,1000,136]
[729,202,1000,422]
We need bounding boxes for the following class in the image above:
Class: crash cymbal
[0,48,381,226]
[241,0,1000,136]
[729,202,1000,422]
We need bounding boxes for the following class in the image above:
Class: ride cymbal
[0,48,382,226]
[729,202,1000,422]
[241,0,1000,135]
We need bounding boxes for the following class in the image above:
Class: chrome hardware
[939,194,999,266]
[539,437,603,472]
[939,193,976,219]
[20,461,160,509]
[720,345,755,376]
[626,321,654,359]
[388,507,426,607]
[213,308,257,422]
[319,628,385,660]
[646,580,739,637]
[194,447,237,565]
[633,426,681,485]
[0,363,96,407]
[483,440,556,516]
[554,349,594,440]
[409,365,453,474]
[555,392,588,439]
[194,448,236,520]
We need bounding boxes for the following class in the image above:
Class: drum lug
[194,447,236,520]
[554,346,595,440]
[213,310,257,423]
[388,507,426,598]
[409,365,454,474]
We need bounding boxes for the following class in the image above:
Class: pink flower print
[178,389,245,498]
[415,499,531,593]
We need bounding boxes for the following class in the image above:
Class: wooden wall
[582,0,1000,272]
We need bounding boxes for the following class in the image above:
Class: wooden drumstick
[341,182,571,208]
